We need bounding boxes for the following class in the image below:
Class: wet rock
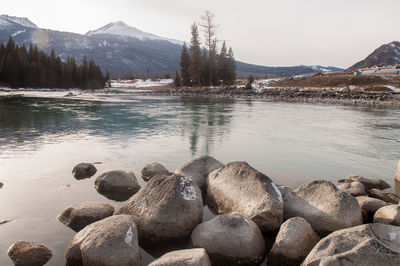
[175,155,223,190]
[385,192,400,204]
[191,212,265,266]
[72,163,97,180]
[142,162,171,182]
[95,170,140,201]
[284,180,362,235]
[369,188,398,204]
[395,161,400,196]
[336,181,367,196]
[116,174,203,244]
[149,248,211,266]
[8,241,52,266]
[57,202,114,231]
[374,205,400,226]
[65,214,140,266]
[207,161,283,233]
[303,223,400,265]
[356,196,389,213]
[345,175,390,190]
[277,185,293,198]
[268,217,320,266]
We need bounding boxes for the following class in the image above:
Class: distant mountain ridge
[0,14,343,76]
[347,41,400,72]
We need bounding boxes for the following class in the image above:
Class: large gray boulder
[57,202,114,231]
[336,181,367,196]
[116,174,203,244]
[8,241,52,266]
[395,160,400,196]
[72,163,97,179]
[65,214,140,266]
[191,212,265,266]
[344,175,390,190]
[269,217,320,266]
[142,162,171,182]
[175,155,223,190]
[356,196,389,213]
[374,205,400,226]
[302,223,400,266]
[149,248,211,266]
[95,170,140,201]
[207,161,283,233]
[284,180,362,235]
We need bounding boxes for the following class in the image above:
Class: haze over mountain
[347,41,400,72]
[0,14,343,76]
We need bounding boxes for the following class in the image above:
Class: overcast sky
[2,0,399,68]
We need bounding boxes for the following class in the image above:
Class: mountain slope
[0,14,343,76]
[347,41,400,72]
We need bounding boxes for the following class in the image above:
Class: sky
[2,0,400,68]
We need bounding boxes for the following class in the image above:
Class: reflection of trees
[180,97,234,156]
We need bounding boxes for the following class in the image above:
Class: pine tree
[180,43,191,86]
[226,47,236,85]
[218,41,228,86]
[174,70,181,87]
[189,23,202,87]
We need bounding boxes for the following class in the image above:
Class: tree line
[0,36,108,89]
[177,11,236,88]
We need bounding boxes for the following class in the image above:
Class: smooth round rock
[57,202,114,231]
[72,163,97,179]
[374,205,400,225]
[117,174,203,244]
[356,196,389,213]
[191,212,265,266]
[268,217,320,266]
[149,248,211,266]
[65,214,140,266]
[395,160,400,196]
[207,161,283,233]
[142,162,171,182]
[175,155,223,190]
[368,188,398,204]
[8,241,52,266]
[95,170,140,200]
[345,175,390,190]
[284,180,362,235]
[303,223,400,265]
[336,181,367,197]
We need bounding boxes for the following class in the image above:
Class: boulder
[356,196,389,213]
[345,175,390,190]
[142,162,171,182]
[302,223,400,265]
[57,202,114,231]
[175,155,223,190]
[116,174,203,244]
[368,188,398,204]
[72,163,97,179]
[395,161,400,196]
[336,181,367,196]
[191,213,265,266]
[0,182,3,189]
[277,185,293,198]
[65,214,140,266]
[149,248,211,266]
[8,241,52,266]
[268,217,320,266]
[385,192,400,204]
[374,205,400,226]
[95,170,140,201]
[284,180,362,235]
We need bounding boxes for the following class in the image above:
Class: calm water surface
[0,91,399,265]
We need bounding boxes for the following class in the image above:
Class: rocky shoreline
[6,156,400,265]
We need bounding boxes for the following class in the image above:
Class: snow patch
[271,182,283,203]
[180,177,196,201]
[386,86,400,93]
[389,232,396,241]
[12,30,26,37]
[133,79,173,88]
[124,226,133,246]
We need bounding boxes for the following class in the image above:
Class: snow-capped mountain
[307,65,343,73]
[0,15,37,29]
[86,21,182,45]
[347,41,400,72]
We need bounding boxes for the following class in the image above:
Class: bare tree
[199,10,218,86]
